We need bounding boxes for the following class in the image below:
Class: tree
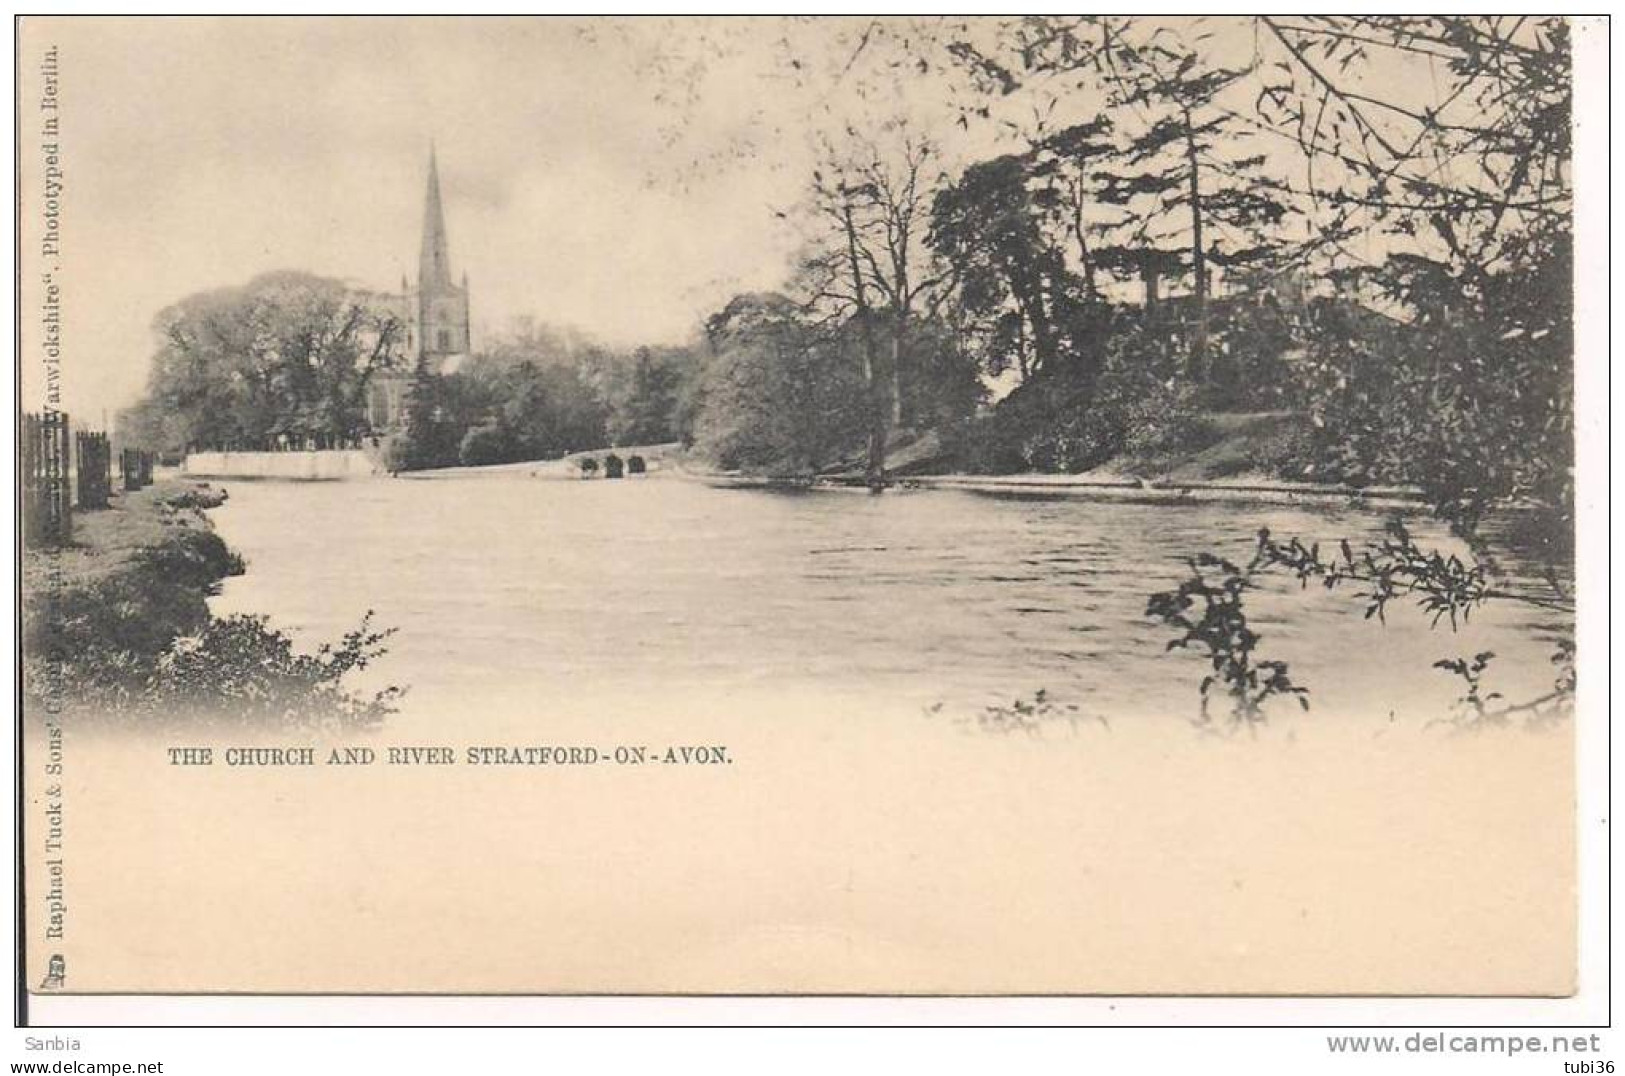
[1251,16,1573,534]
[1145,17,1576,726]
[608,346,696,446]
[1028,116,1120,303]
[393,352,459,470]
[930,153,1078,386]
[891,313,987,434]
[458,423,514,467]
[862,15,1576,725]
[798,130,957,487]
[1096,57,1292,381]
[1253,17,1570,283]
[693,293,866,476]
[797,174,887,487]
[130,272,406,453]
[445,332,613,464]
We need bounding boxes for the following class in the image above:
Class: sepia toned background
[17,16,1591,999]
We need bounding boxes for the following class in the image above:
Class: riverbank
[877,472,1425,509]
[821,411,1429,506]
[22,480,401,728]
[713,417,1428,508]
[22,480,241,711]
[396,426,1424,508]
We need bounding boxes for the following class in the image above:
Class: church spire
[419,145,453,291]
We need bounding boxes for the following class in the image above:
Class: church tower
[361,148,474,434]
[415,147,471,367]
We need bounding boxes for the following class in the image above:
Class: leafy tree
[1253,17,1570,284]
[447,343,611,464]
[694,293,867,475]
[130,272,406,453]
[1252,16,1573,535]
[891,314,986,433]
[496,360,610,458]
[930,153,1084,386]
[608,346,696,446]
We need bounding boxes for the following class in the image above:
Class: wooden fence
[121,448,154,492]
[22,412,72,546]
[22,415,141,546]
[76,431,113,510]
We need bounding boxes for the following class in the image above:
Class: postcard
[16,15,1595,1004]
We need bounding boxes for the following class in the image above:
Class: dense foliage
[121,19,1573,528]
[118,272,407,454]
[384,327,711,472]
[692,294,868,475]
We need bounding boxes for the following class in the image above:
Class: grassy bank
[23,481,242,692]
[23,479,398,729]
[804,411,1407,500]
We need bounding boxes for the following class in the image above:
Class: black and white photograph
[11,13,1608,1051]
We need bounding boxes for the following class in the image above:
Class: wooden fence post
[22,413,41,545]
[50,413,72,542]
[22,411,73,545]
[121,448,141,492]
[76,431,112,509]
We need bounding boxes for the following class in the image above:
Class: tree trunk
[1071,174,1098,301]
[1003,253,1058,378]
[842,202,887,490]
[1184,109,1209,383]
[1015,314,1029,383]
[1021,288,1059,377]
[888,310,904,429]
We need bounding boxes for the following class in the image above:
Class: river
[206,472,1570,738]
[52,468,1575,994]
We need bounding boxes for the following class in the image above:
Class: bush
[940,325,1201,475]
[458,423,513,467]
[27,606,401,731]
[160,483,228,511]
[379,432,416,474]
[145,612,402,731]
[23,513,399,729]
[937,404,1047,475]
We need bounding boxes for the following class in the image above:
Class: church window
[437,328,451,351]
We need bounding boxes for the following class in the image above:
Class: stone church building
[365,149,471,431]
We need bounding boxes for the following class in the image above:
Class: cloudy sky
[22,16,976,423]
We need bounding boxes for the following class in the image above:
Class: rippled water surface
[208,474,1569,733]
